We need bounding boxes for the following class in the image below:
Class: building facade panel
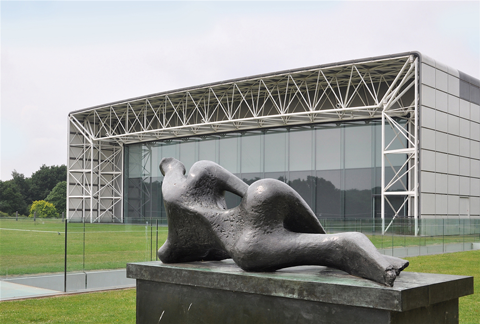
[419,57,480,218]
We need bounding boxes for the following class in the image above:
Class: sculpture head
[160,157,186,176]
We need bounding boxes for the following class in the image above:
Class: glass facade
[124,120,408,223]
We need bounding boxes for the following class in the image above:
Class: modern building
[67,52,480,234]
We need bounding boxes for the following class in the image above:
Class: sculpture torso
[159,161,244,262]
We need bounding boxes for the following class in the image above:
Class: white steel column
[67,116,123,223]
[381,55,419,235]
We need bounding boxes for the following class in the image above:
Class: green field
[0,250,478,323]
[405,250,480,324]
[0,218,168,276]
[0,288,136,323]
[1,217,478,276]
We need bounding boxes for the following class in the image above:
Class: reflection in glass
[241,133,262,173]
[344,168,373,219]
[289,171,315,211]
[265,130,287,172]
[345,123,371,169]
[289,127,313,171]
[199,138,217,162]
[264,172,287,183]
[241,172,262,186]
[220,136,239,173]
[179,141,197,173]
[316,171,342,218]
[123,119,408,222]
[316,126,342,171]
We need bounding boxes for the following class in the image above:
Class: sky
[1,0,479,181]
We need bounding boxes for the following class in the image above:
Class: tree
[29,200,58,218]
[29,165,66,203]
[11,170,30,203]
[0,181,28,215]
[45,181,66,215]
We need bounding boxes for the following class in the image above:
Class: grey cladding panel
[448,94,460,116]
[447,175,459,195]
[435,90,448,112]
[436,152,448,173]
[421,106,436,129]
[459,71,480,88]
[436,194,448,215]
[422,85,435,108]
[448,75,460,97]
[447,114,459,135]
[436,173,448,194]
[460,80,470,102]
[471,104,480,123]
[447,195,459,215]
[421,63,436,87]
[448,155,460,175]
[459,71,480,105]
[421,149,436,171]
[447,135,460,155]
[436,132,448,153]
[436,111,448,132]
[471,85,480,106]
[436,70,448,92]
[421,171,436,192]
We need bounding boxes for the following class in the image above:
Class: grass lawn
[0,289,136,323]
[1,217,478,276]
[1,250,478,323]
[0,218,168,276]
[405,250,480,324]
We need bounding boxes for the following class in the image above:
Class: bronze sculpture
[158,158,408,287]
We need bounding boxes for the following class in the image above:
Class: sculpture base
[127,260,473,324]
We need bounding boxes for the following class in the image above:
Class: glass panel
[375,121,408,167]
[161,142,178,160]
[264,171,287,183]
[316,125,342,170]
[344,168,373,219]
[179,141,197,173]
[199,138,217,162]
[345,123,372,169]
[123,118,409,223]
[265,130,287,172]
[316,170,342,218]
[241,132,262,173]
[288,171,315,211]
[150,143,162,178]
[289,127,313,171]
[219,136,239,173]
[127,145,143,178]
[241,172,262,186]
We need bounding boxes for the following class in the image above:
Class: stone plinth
[127,260,473,324]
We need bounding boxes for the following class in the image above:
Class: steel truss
[68,54,419,229]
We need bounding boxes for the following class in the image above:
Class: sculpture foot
[383,255,409,276]
[384,269,397,287]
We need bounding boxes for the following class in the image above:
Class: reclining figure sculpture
[158,158,409,287]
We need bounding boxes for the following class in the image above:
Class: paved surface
[0,269,135,301]
[0,281,61,300]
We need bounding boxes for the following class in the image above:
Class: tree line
[0,165,66,217]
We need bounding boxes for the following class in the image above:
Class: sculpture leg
[233,230,407,286]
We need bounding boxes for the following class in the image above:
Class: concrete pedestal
[127,260,473,324]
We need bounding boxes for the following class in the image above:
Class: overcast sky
[1,1,479,181]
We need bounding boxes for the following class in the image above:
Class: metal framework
[68,53,419,233]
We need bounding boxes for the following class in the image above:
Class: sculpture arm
[189,161,248,197]
[218,170,248,197]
